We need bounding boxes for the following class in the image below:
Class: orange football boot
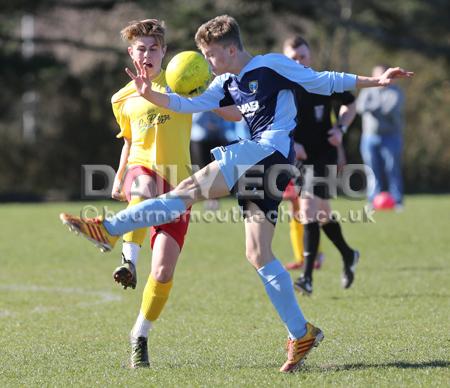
[280,322,324,373]
[59,213,118,252]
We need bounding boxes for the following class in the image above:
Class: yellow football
[165,51,212,97]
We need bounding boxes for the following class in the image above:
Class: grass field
[1,196,449,386]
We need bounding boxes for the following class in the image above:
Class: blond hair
[195,15,243,50]
[120,19,166,46]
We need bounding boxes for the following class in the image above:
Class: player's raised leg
[60,161,230,248]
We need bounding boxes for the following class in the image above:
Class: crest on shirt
[248,80,258,94]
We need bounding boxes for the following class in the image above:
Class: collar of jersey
[236,55,261,81]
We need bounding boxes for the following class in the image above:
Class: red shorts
[283,180,301,201]
[123,165,190,250]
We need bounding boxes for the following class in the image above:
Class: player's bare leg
[243,202,276,269]
[243,201,323,372]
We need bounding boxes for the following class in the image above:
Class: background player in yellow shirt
[109,19,239,368]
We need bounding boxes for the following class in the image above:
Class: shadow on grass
[127,360,450,372]
[309,360,450,372]
[396,266,447,272]
[327,293,449,301]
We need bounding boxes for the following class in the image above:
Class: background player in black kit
[283,36,359,295]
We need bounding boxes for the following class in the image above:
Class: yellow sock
[289,218,304,264]
[123,197,147,245]
[140,275,173,321]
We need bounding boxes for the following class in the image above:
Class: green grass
[0,196,449,386]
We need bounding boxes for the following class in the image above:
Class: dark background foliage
[0,0,448,199]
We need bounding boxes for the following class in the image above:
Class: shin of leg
[244,202,276,269]
[139,233,180,322]
[257,255,307,339]
[289,218,304,263]
[140,275,173,322]
[302,222,320,279]
[288,197,303,262]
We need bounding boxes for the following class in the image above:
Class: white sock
[122,242,140,267]
[131,312,153,338]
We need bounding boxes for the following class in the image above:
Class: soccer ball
[165,51,212,97]
[373,191,396,210]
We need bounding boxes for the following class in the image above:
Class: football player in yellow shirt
[109,19,239,368]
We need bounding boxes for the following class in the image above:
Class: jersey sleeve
[167,74,234,113]
[266,54,357,95]
[111,98,131,139]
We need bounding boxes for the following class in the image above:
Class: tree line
[0,0,448,200]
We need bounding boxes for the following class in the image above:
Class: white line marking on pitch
[0,284,122,318]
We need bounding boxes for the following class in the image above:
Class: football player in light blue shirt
[61,15,413,373]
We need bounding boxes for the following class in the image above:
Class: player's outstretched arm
[356,67,414,88]
[126,59,226,114]
[125,60,170,108]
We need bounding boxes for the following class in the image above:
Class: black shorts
[233,151,297,225]
[302,144,338,199]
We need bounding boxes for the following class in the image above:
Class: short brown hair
[195,15,243,50]
[120,19,166,46]
[283,35,309,50]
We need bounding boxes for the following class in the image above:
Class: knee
[151,265,173,283]
[175,176,197,192]
[173,176,199,199]
[175,176,194,191]
[245,247,260,266]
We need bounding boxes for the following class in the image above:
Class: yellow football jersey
[111,70,192,186]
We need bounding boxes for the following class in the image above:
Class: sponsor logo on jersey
[249,80,258,94]
[237,100,260,115]
[137,111,171,132]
